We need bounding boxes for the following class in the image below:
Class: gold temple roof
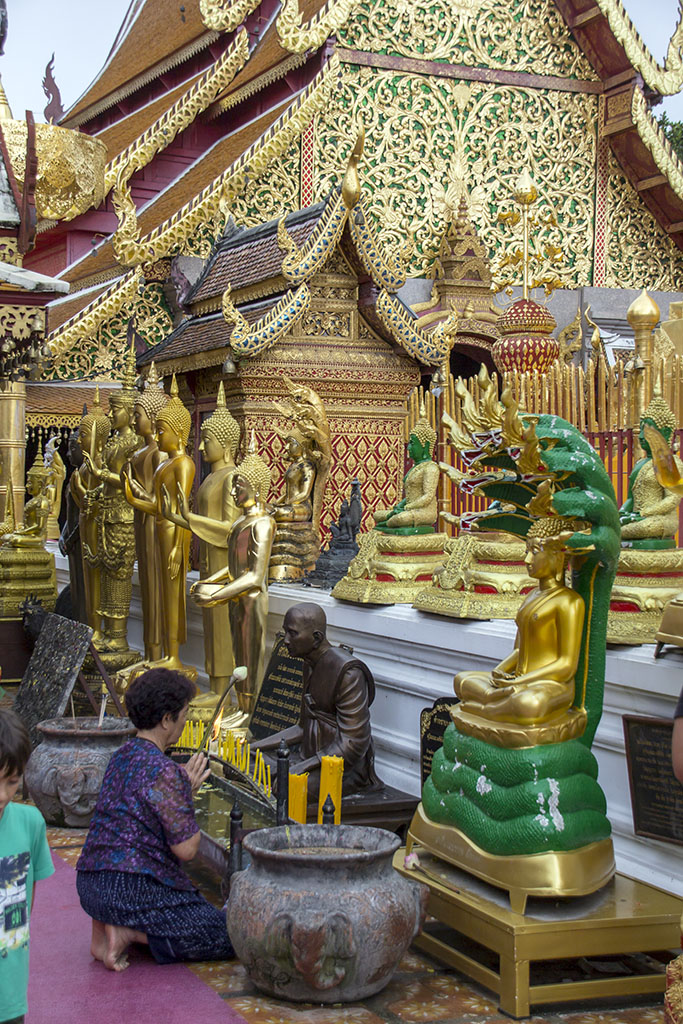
[62,0,212,127]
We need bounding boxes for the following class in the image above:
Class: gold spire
[216,380,226,408]
[0,76,13,121]
[121,339,137,393]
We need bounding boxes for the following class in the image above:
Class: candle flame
[211,707,223,742]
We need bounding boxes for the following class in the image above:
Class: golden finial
[277,215,300,261]
[247,428,256,454]
[138,360,168,421]
[411,396,437,452]
[93,384,101,411]
[203,381,239,455]
[627,289,660,329]
[0,76,13,121]
[121,339,137,393]
[146,361,160,389]
[170,373,179,399]
[342,127,365,211]
[157,373,191,444]
[217,380,226,408]
[513,168,538,208]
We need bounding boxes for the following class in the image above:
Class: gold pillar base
[0,546,56,616]
[332,531,448,605]
[414,533,533,620]
[407,803,615,912]
[393,845,680,1018]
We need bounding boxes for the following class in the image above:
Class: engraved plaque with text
[623,714,683,846]
[420,697,456,785]
[249,637,304,740]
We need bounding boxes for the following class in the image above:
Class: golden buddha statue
[70,390,111,643]
[82,347,140,660]
[333,402,448,604]
[163,381,240,694]
[373,400,440,533]
[122,374,196,677]
[619,394,682,546]
[191,439,274,727]
[130,363,168,662]
[44,435,66,541]
[268,378,331,581]
[3,448,52,548]
[453,516,586,744]
[0,448,58,616]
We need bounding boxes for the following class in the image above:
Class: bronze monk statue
[251,602,379,799]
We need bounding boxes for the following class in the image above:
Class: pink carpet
[26,854,247,1024]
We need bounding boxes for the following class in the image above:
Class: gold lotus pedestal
[414,533,533,619]
[394,845,681,1019]
[607,548,683,645]
[332,532,448,605]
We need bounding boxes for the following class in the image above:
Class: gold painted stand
[394,847,681,1019]
[607,548,683,645]
[332,532,448,604]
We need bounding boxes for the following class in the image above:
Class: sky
[1,0,682,121]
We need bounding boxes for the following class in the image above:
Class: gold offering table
[394,848,681,1019]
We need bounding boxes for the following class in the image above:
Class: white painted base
[52,547,683,897]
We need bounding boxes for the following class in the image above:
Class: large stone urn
[227,824,428,1002]
[24,717,136,827]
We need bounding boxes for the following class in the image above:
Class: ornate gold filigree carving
[594,0,683,95]
[0,239,22,267]
[211,54,307,117]
[0,306,44,340]
[105,33,249,195]
[338,0,597,78]
[47,270,141,364]
[300,311,350,336]
[604,149,683,290]
[315,69,597,280]
[0,121,106,222]
[200,0,260,32]
[277,0,362,53]
[114,56,337,267]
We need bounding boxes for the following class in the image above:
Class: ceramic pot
[227,823,428,1002]
[24,717,136,827]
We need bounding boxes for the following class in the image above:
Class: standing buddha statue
[268,379,331,582]
[130,363,169,662]
[122,374,196,677]
[191,437,274,727]
[59,426,86,624]
[44,435,66,541]
[333,401,447,604]
[70,391,111,643]
[83,347,140,663]
[163,381,240,693]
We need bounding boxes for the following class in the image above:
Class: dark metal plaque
[623,714,683,846]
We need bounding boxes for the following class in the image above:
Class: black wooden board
[420,697,455,785]
[14,613,93,746]
[623,714,683,846]
[249,637,304,741]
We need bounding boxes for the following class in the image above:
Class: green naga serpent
[410,368,620,909]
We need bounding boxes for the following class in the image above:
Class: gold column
[627,289,660,428]
[0,380,26,524]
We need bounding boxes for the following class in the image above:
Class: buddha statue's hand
[168,545,182,580]
[191,581,220,607]
[177,482,191,521]
[491,668,514,684]
[81,452,101,479]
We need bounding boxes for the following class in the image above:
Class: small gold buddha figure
[191,441,274,726]
[122,374,196,677]
[373,401,440,534]
[619,394,683,548]
[2,448,52,547]
[70,391,111,643]
[44,435,66,541]
[163,381,241,694]
[454,517,586,742]
[268,379,331,581]
[130,363,168,662]
[82,348,140,656]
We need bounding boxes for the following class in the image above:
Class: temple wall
[54,548,683,899]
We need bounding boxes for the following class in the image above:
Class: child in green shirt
[0,709,54,1024]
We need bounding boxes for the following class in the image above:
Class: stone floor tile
[225,996,385,1023]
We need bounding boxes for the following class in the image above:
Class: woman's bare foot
[90,920,107,961]
[103,924,147,971]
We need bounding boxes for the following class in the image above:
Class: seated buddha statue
[454,516,585,735]
[373,402,440,534]
[619,394,682,548]
[3,449,52,547]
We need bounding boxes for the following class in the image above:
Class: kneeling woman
[77,668,234,970]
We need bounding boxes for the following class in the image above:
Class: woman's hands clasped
[183,751,211,794]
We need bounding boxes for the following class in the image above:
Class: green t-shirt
[0,802,54,1020]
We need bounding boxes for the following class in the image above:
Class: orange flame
[211,707,224,743]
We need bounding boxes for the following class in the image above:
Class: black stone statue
[304,480,362,589]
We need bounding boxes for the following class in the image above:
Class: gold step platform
[394,847,682,1019]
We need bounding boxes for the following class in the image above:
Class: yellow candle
[288,772,308,823]
[318,755,344,824]
[267,764,271,797]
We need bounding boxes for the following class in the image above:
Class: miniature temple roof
[62,0,212,127]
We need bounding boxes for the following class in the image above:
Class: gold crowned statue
[44,435,66,541]
[454,515,587,746]
[123,374,196,677]
[0,447,57,614]
[608,388,683,644]
[268,378,331,582]
[82,346,140,664]
[164,381,241,694]
[130,363,169,662]
[191,436,274,729]
[333,400,447,604]
[70,390,111,642]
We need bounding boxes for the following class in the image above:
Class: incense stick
[197,666,247,752]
